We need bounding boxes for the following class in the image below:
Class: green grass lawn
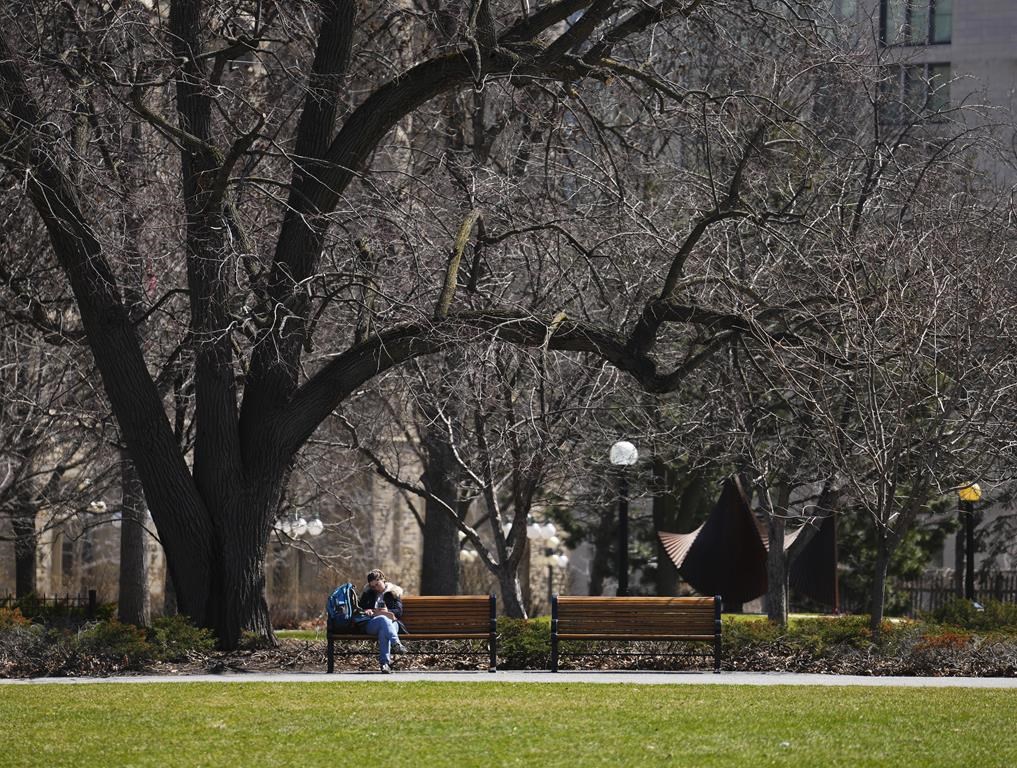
[2,682,1015,767]
[274,628,322,641]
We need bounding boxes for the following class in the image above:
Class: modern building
[865,0,1017,183]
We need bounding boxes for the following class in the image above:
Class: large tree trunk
[118,456,150,626]
[12,503,37,598]
[419,420,460,595]
[203,477,281,648]
[420,499,460,595]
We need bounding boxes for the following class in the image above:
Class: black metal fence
[894,571,1017,616]
[1,590,98,619]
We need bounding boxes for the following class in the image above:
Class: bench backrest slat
[555,596,716,636]
[400,596,491,635]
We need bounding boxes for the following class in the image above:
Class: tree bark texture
[589,501,617,596]
[498,565,527,619]
[117,456,150,626]
[869,534,891,639]
[419,419,461,595]
[763,483,793,626]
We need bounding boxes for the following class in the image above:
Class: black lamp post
[958,484,981,601]
[609,440,638,596]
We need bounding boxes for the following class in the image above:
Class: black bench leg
[714,594,722,673]
[489,594,497,672]
[327,635,334,674]
[550,594,559,672]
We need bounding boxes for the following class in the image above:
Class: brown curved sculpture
[658,477,768,606]
[658,477,839,609]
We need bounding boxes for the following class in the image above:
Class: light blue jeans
[362,616,400,665]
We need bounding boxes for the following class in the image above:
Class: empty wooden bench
[550,595,722,672]
[327,594,497,672]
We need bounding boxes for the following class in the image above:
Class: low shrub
[722,616,780,652]
[0,622,57,677]
[786,615,894,653]
[74,621,154,671]
[497,617,550,669]
[926,598,1017,632]
[0,607,31,629]
[147,615,216,661]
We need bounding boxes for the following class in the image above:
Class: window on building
[926,63,951,111]
[879,63,952,125]
[880,0,952,45]
[833,0,857,19]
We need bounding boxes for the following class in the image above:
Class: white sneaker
[380,663,392,674]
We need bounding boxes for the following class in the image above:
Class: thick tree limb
[435,209,483,319]
[0,30,215,620]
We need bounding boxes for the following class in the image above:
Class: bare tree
[7,1,1004,645]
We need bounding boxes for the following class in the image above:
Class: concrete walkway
[3,670,1016,687]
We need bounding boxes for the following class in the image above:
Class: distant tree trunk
[498,568,527,618]
[765,513,788,625]
[652,459,715,596]
[652,458,681,596]
[420,501,460,594]
[118,455,150,625]
[763,482,792,626]
[419,405,460,595]
[12,503,37,598]
[520,539,534,613]
[869,532,891,639]
[589,503,616,595]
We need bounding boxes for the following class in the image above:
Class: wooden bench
[550,595,721,672]
[326,594,497,673]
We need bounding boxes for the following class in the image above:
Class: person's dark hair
[367,569,386,584]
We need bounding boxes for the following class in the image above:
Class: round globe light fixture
[609,440,638,466]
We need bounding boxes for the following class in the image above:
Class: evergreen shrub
[926,598,1017,632]
[497,617,550,669]
[75,621,154,670]
[147,615,216,661]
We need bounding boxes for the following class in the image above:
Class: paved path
[3,670,1016,687]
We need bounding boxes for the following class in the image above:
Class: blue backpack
[326,582,367,631]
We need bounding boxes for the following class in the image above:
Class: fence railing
[893,571,1017,616]
[1,590,98,619]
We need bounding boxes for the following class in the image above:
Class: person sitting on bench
[359,569,406,673]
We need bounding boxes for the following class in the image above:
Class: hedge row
[0,609,215,677]
[3,598,1017,678]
